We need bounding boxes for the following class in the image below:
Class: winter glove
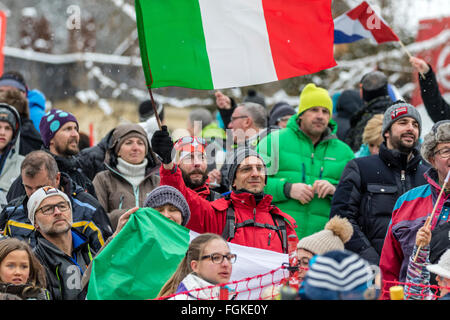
[151,125,174,164]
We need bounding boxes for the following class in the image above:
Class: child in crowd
[0,238,50,300]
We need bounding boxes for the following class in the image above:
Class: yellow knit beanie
[298,83,333,115]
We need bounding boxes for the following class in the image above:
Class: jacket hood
[0,103,21,145]
[105,123,159,171]
[27,89,46,111]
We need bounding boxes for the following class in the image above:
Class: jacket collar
[378,142,423,171]
[36,228,88,259]
[230,190,273,209]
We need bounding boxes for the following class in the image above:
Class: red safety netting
[156,265,450,300]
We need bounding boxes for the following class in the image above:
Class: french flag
[334,1,399,44]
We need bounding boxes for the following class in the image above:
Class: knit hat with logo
[298,83,333,116]
[381,101,422,137]
[143,185,190,226]
[27,186,72,226]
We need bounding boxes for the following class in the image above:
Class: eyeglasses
[201,253,237,264]
[434,147,450,159]
[37,201,70,215]
[230,115,248,122]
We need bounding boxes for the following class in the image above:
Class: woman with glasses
[380,120,450,299]
[157,233,236,300]
[92,123,160,230]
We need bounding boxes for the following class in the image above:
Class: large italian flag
[135,0,336,90]
[86,208,288,300]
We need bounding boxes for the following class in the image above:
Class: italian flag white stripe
[199,0,277,89]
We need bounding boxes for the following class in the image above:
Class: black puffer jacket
[330,143,430,265]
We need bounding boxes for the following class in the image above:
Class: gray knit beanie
[382,101,422,137]
[143,185,190,226]
[227,147,267,190]
[420,120,450,163]
[297,216,353,255]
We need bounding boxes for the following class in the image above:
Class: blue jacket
[27,89,46,133]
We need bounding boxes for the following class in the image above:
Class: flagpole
[398,40,426,80]
[147,86,162,130]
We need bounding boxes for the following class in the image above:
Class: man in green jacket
[257,83,354,240]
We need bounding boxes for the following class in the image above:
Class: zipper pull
[268,232,272,246]
[401,170,405,181]
[311,153,315,164]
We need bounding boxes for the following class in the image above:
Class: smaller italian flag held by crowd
[86,208,287,300]
[135,0,336,90]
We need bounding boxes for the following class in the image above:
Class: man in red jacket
[152,126,298,253]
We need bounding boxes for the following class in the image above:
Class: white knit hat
[27,186,72,226]
[297,216,353,255]
[427,249,450,279]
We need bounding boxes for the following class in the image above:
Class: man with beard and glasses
[6,109,96,201]
[257,83,354,241]
[174,136,222,201]
[27,186,128,300]
[330,101,430,266]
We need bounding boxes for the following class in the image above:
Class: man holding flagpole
[151,126,298,254]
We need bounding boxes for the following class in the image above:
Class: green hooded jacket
[257,113,354,240]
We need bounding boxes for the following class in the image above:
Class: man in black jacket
[330,101,430,266]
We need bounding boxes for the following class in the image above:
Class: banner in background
[410,17,450,107]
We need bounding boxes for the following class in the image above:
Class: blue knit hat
[300,250,377,300]
[39,109,79,148]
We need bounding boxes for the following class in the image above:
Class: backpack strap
[221,204,236,241]
[221,201,288,253]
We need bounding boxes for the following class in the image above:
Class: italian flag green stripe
[135,0,213,89]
